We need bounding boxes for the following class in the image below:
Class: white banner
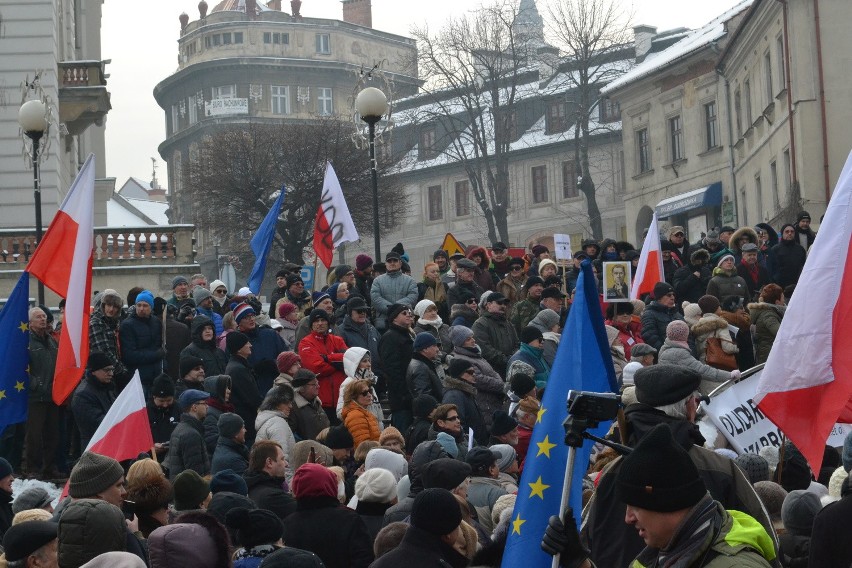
[554,234,572,261]
[701,368,852,454]
[205,98,249,117]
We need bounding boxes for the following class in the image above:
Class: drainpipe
[776,0,799,191]
[812,0,831,202]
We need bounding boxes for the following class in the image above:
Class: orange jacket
[342,401,381,447]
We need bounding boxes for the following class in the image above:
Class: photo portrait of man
[604,261,630,301]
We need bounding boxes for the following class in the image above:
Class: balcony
[58,60,112,135]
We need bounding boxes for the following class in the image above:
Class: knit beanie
[491,494,517,530]
[355,468,397,504]
[291,463,338,499]
[681,302,702,327]
[621,362,643,388]
[0,457,12,480]
[717,254,735,267]
[226,331,250,354]
[355,254,373,271]
[414,300,436,319]
[490,411,517,437]
[275,351,300,374]
[180,355,204,378]
[193,286,212,305]
[135,290,154,306]
[697,295,720,315]
[411,488,462,536]
[774,442,813,492]
[379,426,405,449]
[665,320,690,343]
[308,309,330,325]
[233,303,255,324]
[490,444,517,472]
[509,371,536,398]
[734,453,771,484]
[173,470,210,511]
[225,507,284,548]
[86,351,113,372]
[311,292,331,307]
[324,425,354,450]
[760,445,781,475]
[781,490,822,536]
[210,469,248,496]
[754,481,787,523]
[652,282,674,300]
[413,332,438,352]
[412,394,439,419]
[449,326,474,348]
[828,466,848,498]
[530,309,560,333]
[217,413,244,439]
[69,452,124,498]
[364,448,408,481]
[520,326,544,345]
[172,276,189,290]
[446,358,473,379]
[616,424,707,512]
[151,373,175,398]
[435,432,459,459]
[206,492,255,528]
[386,303,410,323]
[420,458,471,490]
[277,302,297,319]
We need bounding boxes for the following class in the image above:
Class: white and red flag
[26,153,95,404]
[630,211,665,300]
[755,149,852,474]
[313,161,359,269]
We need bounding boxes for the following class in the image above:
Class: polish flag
[630,211,665,300]
[313,161,359,269]
[755,149,852,474]
[26,154,95,404]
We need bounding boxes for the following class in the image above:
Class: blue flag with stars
[501,260,617,567]
[0,272,32,433]
[247,185,286,295]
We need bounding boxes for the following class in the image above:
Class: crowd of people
[2,210,848,567]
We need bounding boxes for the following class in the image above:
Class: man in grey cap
[447,258,485,308]
[167,275,191,307]
[370,250,419,332]
[736,242,771,301]
[472,292,519,377]
[12,487,54,515]
[164,389,211,480]
[211,412,249,476]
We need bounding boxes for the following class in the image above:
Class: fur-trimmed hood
[690,248,711,266]
[691,314,729,337]
[747,302,786,317]
[450,303,478,325]
[755,223,779,248]
[467,246,490,270]
[730,226,759,254]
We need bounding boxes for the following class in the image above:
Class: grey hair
[28,306,45,320]
[654,391,701,420]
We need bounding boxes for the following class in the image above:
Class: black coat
[447,280,484,308]
[226,356,263,443]
[355,500,392,545]
[211,436,249,475]
[406,353,444,401]
[119,312,164,386]
[672,261,713,305]
[809,493,852,567]
[0,491,12,543]
[280,496,374,568]
[640,301,684,351]
[370,525,469,568]
[243,470,297,521]
[442,377,487,446]
[769,240,807,287]
[165,319,191,382]
[146,399,180,444]
[180,316,228,376]
[378,325,414,412]
[71,373,117,449]
[737,262,772,302]
[164,413,210,480]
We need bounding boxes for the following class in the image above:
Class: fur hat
[634,364,701,407]
[666,320,690,342]
[173,470,210,511]
[449,326,474,347]
[225,507,284,548]
[379,426,405,449]
[69,452,124,498]
[355,468,397,504]
[411,488,462,536]
[127,474,173,516]
[518,396,540,415]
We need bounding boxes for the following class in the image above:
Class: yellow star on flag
[14,381,25,392]
[512,513,526,535]
[536,435,556,458]
[0,390,5,400]
[537,406,546,423]
[18,321,28,333]
[528,476,550,499]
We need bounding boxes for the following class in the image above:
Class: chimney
[342,0,372,28]
[198,0,208,18]
[246,0,257,20]
[633,25,657,61]
[268,0,281,9]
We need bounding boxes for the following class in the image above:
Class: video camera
[563,390,622,448]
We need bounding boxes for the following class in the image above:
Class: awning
[655,182,722,218]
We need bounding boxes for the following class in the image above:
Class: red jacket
[604,319,644,360]
[299,332,348,408]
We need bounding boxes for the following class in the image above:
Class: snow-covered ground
[11,477,63,509]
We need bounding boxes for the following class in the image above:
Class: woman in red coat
[298,310,348,423]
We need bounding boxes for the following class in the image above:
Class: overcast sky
[101,0,742,187]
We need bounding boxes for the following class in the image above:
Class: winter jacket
[406,353,444,401]
[449,303,478,328]
[510,298,540,335]
[672,249,713,305]
[467,476,508,533]
[28,331,58,403]
[147,399,180,445]
[442,376,488,445]
[88,309,128,379]
[451,345,507,431]
[370,525,469,568]
[195,304,224,336]
[658,339,730,396]
[164,413,210,480]
[692,313,738,364]
[71,373,117,449]
[334,316,382,371]
[355,500,393,546]
[119,311,164,387]
[370,271,418,330]
[276,318,297,346]
[281,496,374,568]
[284,289,312,321]
[603,319,644,361]
[737,261,772,302]
[472,312,520,377]
[211,436,249,475]
[244,326,287,368]
[497,275,526,308]
[447,280,485,311]
[413,320,452,357]
[299,331,348,409]
[164,318,191,382]
[57,499,148,568]
[583,405,777,568]
[225,355,263,443]
[720,309,756,371]
[180,316,228,376]
[809,493,852,567]
[467,247,497,291]
[243,470,297,521]
[255,409,297,479]
[769,240,807,287]
[605,325,629,376]
[507,343,551,390]
[342,401,381,447]
[749,302,785,364]
[404,418,432,454]
[378,324,414,412]
[288,390,330,442]
[640,301,684,351]
[0,491,12,543]
[706,267,749,303]
[202,374,234,454]
[336,348,384,427]
[779,533,810,568]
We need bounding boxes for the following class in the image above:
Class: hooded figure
[336,347,384,428]
[202,374,234,454]
[181,315,228,376]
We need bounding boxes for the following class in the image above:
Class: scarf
[418,316,444,329]
[652,496,720,568]
[442,375,477,395]
[354,368,377,384]
[741,260,759,285]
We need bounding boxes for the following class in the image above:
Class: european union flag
[0,272,32,433]
[502,260,617,567]
[247,186,287,295]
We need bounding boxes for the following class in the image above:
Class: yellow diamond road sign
[440,233,466,257]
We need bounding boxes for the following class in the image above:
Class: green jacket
[28,331,58,403]
[510,298,539,335]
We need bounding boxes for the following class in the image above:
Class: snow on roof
[602,0,754,94]
[107,199,150,227]
[124,198,170,225]
[107,196,170,227]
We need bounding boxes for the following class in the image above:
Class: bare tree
[407,0,536,244]
[545,0,633,239]
[184,118,408,281]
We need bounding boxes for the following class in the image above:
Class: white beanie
[621,362,643,387]
[414,299,436,318]
[828,465,848,499]
[355,468,397,504]
[364,448,408,481]
[209,279,227,293]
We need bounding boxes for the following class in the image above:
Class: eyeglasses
[291,282,305,287]
[466,299,478,304]
[214,288,227,294]
[400,310,413,316]
[443,415,461,422]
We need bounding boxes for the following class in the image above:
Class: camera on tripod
[563,391,621,448]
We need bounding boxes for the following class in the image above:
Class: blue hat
[312,291,331,307]
[413,332,438,352]
[135,290,154,306]
[178,389,209,410]
[210,469,248,496]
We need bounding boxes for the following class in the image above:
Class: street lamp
[18,99,48,305]
[355,86,388,262]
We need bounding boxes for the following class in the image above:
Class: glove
[541,509,589,568]
[730,369,741,380]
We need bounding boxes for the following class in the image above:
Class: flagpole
[552,445,577,568]
[311,256,319,294]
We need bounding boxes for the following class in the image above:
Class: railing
[0,225,196,266]
[59,60,108,88]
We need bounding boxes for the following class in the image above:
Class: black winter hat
[217,412,244,439]
[510,372,536,397]
[87,351,112,372]
[225,507,284,548]
[796,211,811,222]
[173,470,210,511]
[210,469,248,496]
[206,491,256,528]
[180,355,204,378]
[490,410,518,437]
[616,424,707,512]
[466,447,500,476]
[325,425,354,450]
[447,358,473,379]
[286,274,304,288]
[633,364,701,407]
[411,488,462,536]
[387,302,411,323]
[309,309,330,324]
[433,249,449,260]
[773,441,813,492]
[226,331,250,354]
[524,276,544,289]
[520,326,544,345]
[3,521,57,562]
[151,373,175,398]
[653,282,674,300]
[413,394,439,418]
[421,458,472,490]
[347,296,369,313]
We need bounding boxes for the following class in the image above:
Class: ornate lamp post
[18,98,49,305]
[354,86,389,262]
